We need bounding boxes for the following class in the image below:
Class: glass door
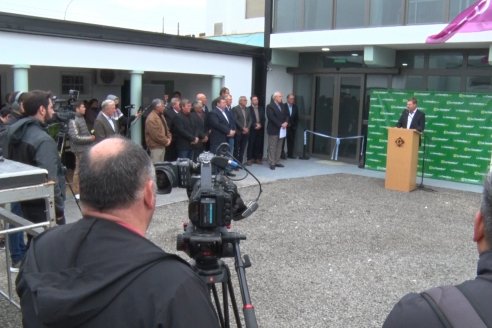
[312,74,364,163]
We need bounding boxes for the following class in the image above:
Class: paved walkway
[63,156,482,222]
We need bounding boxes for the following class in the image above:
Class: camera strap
[421,285,486,328]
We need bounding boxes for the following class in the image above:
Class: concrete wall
[266,65,294,105]
[206,0,264,36]
[0,31,253,106]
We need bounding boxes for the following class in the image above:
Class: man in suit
[266,91,288,170]
[232,96,252,164]
[207,96,235,155]
[164,97,181,161]
[396,97,425,132]
[247,95,265,165]
[282,93,299,159]
[173,99,199,160]
[94,99,118,142]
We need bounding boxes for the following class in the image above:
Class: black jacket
[396,109,425,132]
[383,250,492,327]
[5,117,64,220]
[283,102,299,129]
[266,101,288,136]
[16,217,219,328]
[207,107,231,153]
[173,112,198,151]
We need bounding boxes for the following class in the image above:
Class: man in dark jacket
[16,136,219,328]
[246,95,265,165]
[266,91,288,170]
[207,96,235,154]
[383,171,492,327]
[282,93,299,159]
[5,90,65,226]
[396,97,425,132]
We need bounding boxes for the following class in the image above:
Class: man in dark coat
[266,91,288,170]
[5,90,65,226]
[16,137,219,328]
[282,93,299,159]
[247,95,265,164]
[396,97,425,132]
[383,171,492,327]
[207,96,235,154]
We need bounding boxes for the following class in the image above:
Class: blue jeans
[9,202,27,263]
[177,149,193,160]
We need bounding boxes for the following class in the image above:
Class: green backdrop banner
[365,90,492,185]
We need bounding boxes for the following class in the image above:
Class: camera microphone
[211,156,240,170]
[241,201,258,219]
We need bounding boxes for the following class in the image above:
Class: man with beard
[5,90,65,226]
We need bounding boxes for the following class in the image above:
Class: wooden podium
[385,127,420,192]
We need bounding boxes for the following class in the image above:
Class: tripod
[56,130,82,214]
[417,133,435,192]
[191,232,258,328]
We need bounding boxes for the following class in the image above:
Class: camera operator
[16,136,219,327]
[4,90,65,226]
[68,101,95,197]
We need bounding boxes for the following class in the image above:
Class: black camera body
[155,152,246,229]
[155,151,248,265]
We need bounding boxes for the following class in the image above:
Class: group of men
[144,88,300,171]
[1,91,220,326]
[6,90,489,327]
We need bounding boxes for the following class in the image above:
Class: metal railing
[0,182,55,308]
[301,129,365,161]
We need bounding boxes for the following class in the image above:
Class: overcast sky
[0,0,207,35]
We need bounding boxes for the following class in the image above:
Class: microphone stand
[417,133,435,192]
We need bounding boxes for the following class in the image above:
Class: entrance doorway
[312,74,364,163]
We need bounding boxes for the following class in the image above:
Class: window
[370,0,404,26]
[429,53,463,69]
[407,0,446,24]
[467,76,492,93]
[397,53,425,69]
[273,0,300,32]
[428,76,461,91]
[246,0,264,19]
[61,74,85,95]
[305,0,333,30]
[335,0,367,29]
[449,0,475,18]
[467,54,492,69]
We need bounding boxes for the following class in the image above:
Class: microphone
[211,156,240,170]
[241,201,259,219]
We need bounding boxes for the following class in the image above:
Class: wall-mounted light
[321,47,330,52]
[402,63,408,67]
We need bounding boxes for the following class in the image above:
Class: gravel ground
[0,173,481,327]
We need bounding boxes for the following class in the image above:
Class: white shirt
[101,112,115,131]
[406,110,416,129]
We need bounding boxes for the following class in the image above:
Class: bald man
[16,137,219,327]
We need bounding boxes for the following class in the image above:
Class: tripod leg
[210,284,225,328]
[65,174,82,214]
[225,266,242,328]
[222,281,231,328]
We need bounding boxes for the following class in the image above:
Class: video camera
[155,147,259,263]
[51,89,80,132]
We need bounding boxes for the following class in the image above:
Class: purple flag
[426,0,492,44]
